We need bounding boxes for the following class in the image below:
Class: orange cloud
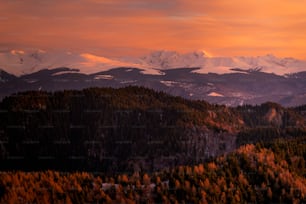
[0,0,306,59]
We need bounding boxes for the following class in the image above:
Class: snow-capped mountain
[0,49,81,76]
[1,49,306,76]
[139,50,207,69]
[0,49,161,76]
[137,50,306,75]
[0,49,306,107]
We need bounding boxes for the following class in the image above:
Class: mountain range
[1,49,306,106]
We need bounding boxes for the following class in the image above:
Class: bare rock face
[264,108,283,127]
[126,126,238,172]
[183,126,237,161]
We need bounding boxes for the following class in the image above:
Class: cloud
[0,0,306,59]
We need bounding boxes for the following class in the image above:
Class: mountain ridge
[1,66,306,107]
[1,49,306,76]
[1,49,305,107]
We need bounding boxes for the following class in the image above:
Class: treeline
[0,86,242,130]
[1,137,306,203]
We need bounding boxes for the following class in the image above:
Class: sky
[1,0,306,59]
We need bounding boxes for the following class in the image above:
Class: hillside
[1,137,306,203]
[0,86,241,172]
[0,86,305,173]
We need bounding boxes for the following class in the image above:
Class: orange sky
[1,0,306,58]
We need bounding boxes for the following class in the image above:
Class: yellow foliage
[207,162,217,170]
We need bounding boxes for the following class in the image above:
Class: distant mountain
[0,66,306,107]
[139,50,306,75]
[0,49,158,76]
[1,49,306,76]
[0,49,305,106]
[0,49,159,76]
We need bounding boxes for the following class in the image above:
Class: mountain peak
[192,49,210,57]
[143,50,179,60]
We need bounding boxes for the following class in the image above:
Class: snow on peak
[231,55,306,75]
[0,49,86,76]
[207,92,224,97]
[80,53,163,75]
[150,50,179,58]
[192,49,209,57]
[140,50,208,69]
[10,50,25,55]
[0,49,165,76]
[139,50,306,75]
[0,49,305,76]
[140,50,180,68]
[81,53,117,64]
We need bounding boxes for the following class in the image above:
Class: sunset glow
[1,0,306,58]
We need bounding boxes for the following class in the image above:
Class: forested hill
[1,137,306,203]
[0,86,305,172]
[0,86,243,132]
